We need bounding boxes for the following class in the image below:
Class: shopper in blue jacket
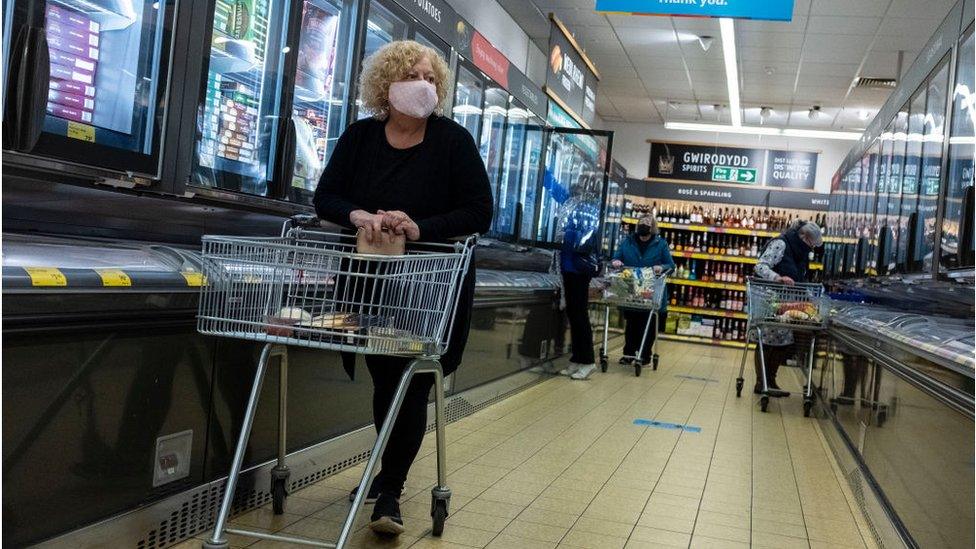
[611,215,675,364]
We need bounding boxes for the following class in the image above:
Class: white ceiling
[497,0,957,130]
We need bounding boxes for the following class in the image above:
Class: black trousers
[562,272,594,365]
[365,356,435,497]
[361,266,475,498]
[754,343,794,386]
[623,309,667,361]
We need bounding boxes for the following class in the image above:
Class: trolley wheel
[735,378,744,398]
[634,361,642,377]
[271,477,288,515]
[431,498,449,537]
[760,396,769,413]
[876,407,888,427]
[652,354,659,371]
[803,400,813,418]
[830,402,838,414]
[600,356,608,373]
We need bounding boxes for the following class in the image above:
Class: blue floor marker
[633,418,702,433]
[675,374,719,383]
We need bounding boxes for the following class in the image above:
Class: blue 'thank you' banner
[595,0,794,22]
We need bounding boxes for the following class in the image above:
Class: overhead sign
[767,150,818,189]
[650,142,766,184]
[649,141,818,190]
[595,0,795,22]
[626,177,829,211]
[545,15,599,127]
[395,0,456,45]
[451,16,547,120]
[470,30,509,88]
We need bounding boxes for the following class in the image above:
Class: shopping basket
[199,215,476,549]
[734,279,828,416]
[596,267,669,377]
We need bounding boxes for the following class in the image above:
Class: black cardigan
[313,115,493,241]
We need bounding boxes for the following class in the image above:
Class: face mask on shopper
[388,80,438,119]
[636,225,652,237]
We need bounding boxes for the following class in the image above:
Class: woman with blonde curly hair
[314,40,492,536]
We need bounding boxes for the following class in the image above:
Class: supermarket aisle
[181,341,875,549]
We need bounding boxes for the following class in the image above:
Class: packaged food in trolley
[746,279,828,329]
[602,267,666,309]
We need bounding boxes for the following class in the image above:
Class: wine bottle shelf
[668,279,746,291]
[670,251,823,270]
[668,305,748,319]
[659,333,752,349]
[620,218,855,244]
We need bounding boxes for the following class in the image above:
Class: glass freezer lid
[2,234,179,271]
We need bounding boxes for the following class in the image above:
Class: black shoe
[349,481,381,504]
[619,357,634,365]
[755,383,790,398]
[369,493,405,537]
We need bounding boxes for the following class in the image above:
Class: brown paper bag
[356,229,406,255]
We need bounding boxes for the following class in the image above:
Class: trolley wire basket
[600,267,668,310]
[199,219,477,549]
[745,279,828,332]
[596,267,670,376]
[197,229,477,357]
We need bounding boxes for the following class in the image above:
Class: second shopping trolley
[197,215,476,549]
[597,267,670,377]
[735,279,828,416]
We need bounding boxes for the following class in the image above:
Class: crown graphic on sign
[658,154,675,175]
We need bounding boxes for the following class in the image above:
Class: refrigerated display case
[535,104,612,249]
[190,0,293,197]
[942,26,975,271]
[3,0,174,177]
[917,58,951,271]
[452,64,483,138]
[480,85,508,234]
[286,0,353,204]
[493,99,542,240]
[898,89,926,269]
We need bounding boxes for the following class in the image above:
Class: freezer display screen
[480,86,508,235]
[518,114,544,243]
[42,0,166,156]
[356,0,407,120]
[453,65,483,139]
[192,0,290,196]
[918,61,950,270]
[289,0,347,203]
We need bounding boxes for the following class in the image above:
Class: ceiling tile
[806,15,881,35]
[737,17,805,34]
[605,13,674,29]
[810,0,890,17]
[803,36,876,63]
[878,17,940,38]
[887,0,957,19]
[797,61,860,77]
[739,47,802,63]
[738,31,806,49]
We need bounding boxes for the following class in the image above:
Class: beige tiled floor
[180,340,875,549]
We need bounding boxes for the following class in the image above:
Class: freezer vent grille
[854,77,897,89]
[847,467,885,548]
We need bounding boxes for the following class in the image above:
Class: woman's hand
[777,275,796,286]
[379,210,421,241]
[350,210,385,242]
[652,265,663,274]
[611,259,623,269]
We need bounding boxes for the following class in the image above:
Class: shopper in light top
[753,221,823,397]
[611,215,675,365]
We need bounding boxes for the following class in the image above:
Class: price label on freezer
[24,267,68,287]
[96,269,132,287]
[182,272,206,287]
[66,122,95,143]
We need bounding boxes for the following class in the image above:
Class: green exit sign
[712,166,758,184]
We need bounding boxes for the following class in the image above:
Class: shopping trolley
[734,279,828,416]
[197,215,476,549]
[597,267,670,377]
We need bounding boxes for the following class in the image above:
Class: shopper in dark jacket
[753,222,823,397]
[611,216,674,364]
[314,40,492,536]
[558,180,601,381]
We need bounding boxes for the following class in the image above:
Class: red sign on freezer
[470,31,508,88]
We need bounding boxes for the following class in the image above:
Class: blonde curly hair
[359,40,450,119]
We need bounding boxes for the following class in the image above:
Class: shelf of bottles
[623,199,830,345]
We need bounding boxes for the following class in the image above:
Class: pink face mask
[388,79,438,119]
